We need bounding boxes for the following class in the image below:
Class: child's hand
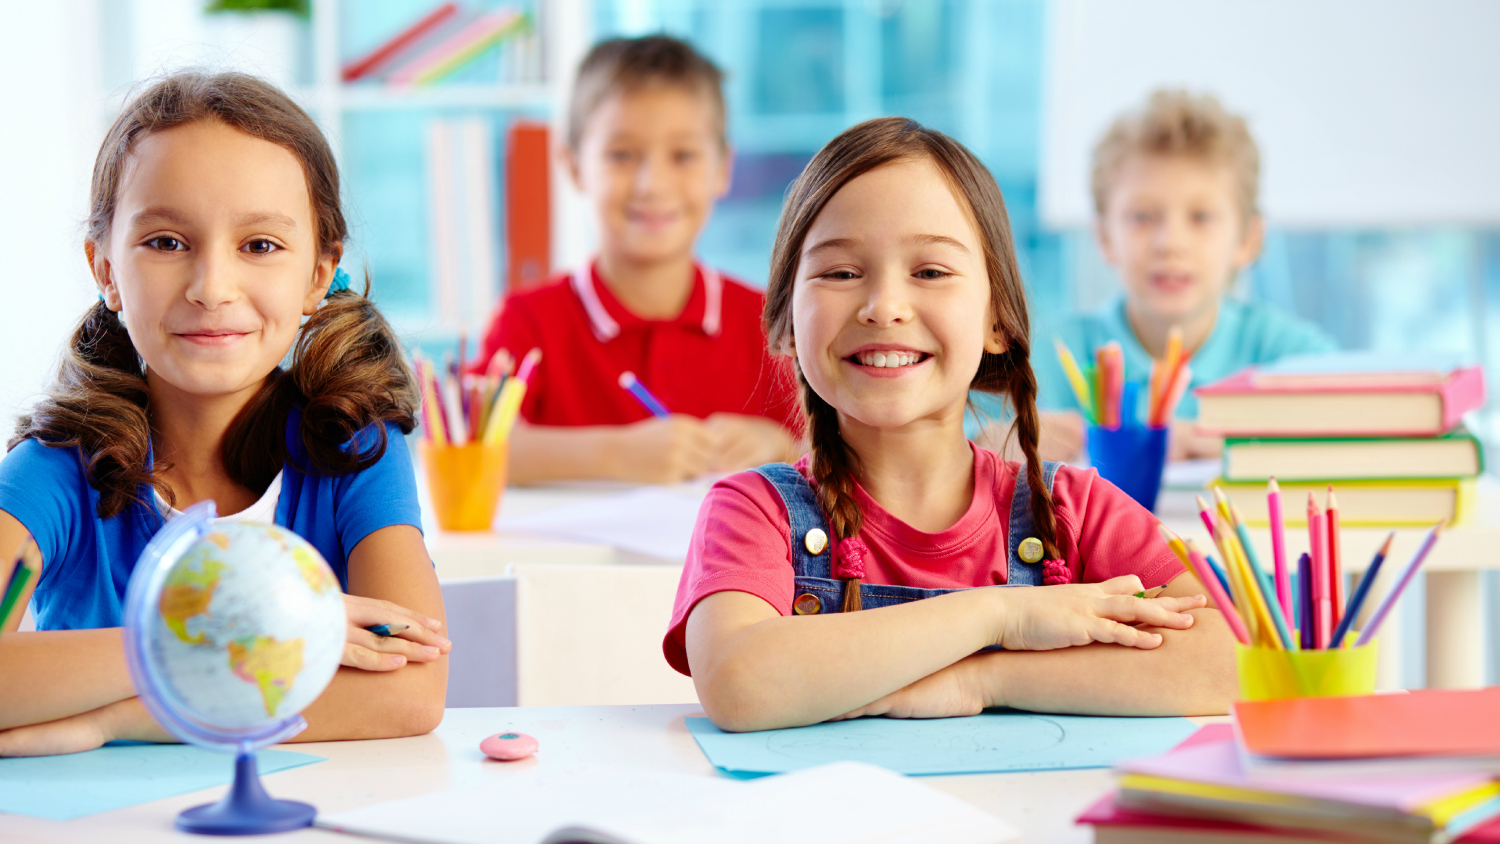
[0,697,170,757]
[342,595,451,672]
[996,575,1205,651]
[612,415,717,483]
[830,655,988,722]
[704,413,797,472]
[1169,419,1223,461]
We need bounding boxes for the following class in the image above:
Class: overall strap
[1007,461,1061,587]
[750,463,834,579]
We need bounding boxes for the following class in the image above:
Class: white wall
[1042,0,1500,228]
[0,1,104,431]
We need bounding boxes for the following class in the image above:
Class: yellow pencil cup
[1236,643,1378,701]
[418,441,508,532]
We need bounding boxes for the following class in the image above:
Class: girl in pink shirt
[667,118,1238,732]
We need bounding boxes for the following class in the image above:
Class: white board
[1041,0,1500,228]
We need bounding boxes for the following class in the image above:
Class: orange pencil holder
[418,440,508,532]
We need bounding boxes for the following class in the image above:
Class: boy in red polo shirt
[472,35,798,485]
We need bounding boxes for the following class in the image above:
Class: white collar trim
[570,262,723,343]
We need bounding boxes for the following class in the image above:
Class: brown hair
[566,35,726,151]
[764,117,1057,611]
[1091,89,1261,221]
[13,71,418,519]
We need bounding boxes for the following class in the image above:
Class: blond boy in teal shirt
[973,90,1334,460]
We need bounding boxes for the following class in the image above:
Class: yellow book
[1210,476,1472,528]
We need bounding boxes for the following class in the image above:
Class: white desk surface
[3,705,1139,844]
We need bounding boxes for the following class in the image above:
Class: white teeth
[857,351,923,368]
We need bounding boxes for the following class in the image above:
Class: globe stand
[176,752,315,835]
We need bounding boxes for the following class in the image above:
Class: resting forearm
[506,424,620,485]
[294,656,448,741]
[0,629,136,729]
[692,588,1000,732]
[976,608,1237,716]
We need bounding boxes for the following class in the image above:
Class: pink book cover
[1077,793,1500,841]
[1115,735,1493,811]
[1195,365,1485,436]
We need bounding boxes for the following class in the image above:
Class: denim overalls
[751,460,1062,615]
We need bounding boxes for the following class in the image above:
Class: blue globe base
[175,752,315,836]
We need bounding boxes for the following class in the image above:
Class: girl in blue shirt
[0,72,450,755]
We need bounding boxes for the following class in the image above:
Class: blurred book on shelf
[341,2,541,89]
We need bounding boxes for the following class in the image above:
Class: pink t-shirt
[663,445,1185,675]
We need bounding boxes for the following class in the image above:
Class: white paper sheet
[317,762,1018,844]
[496,486,708,561]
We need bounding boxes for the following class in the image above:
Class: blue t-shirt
[0,407,422,631]
[969,297,1336,432]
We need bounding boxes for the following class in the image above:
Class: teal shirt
[968,297,1336,433]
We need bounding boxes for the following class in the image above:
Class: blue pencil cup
[1087,423,1169,512]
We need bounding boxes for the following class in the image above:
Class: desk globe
[124,502,345,834]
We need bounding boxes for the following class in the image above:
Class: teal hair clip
[329,266,352,295]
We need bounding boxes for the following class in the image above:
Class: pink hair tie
[835,537,869,580]
[1042,558,1072,585]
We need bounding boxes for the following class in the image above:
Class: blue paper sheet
[0,743,324,821]
[686,711,1198,776]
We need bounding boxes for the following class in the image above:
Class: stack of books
[1196,353,1486,526]
[1080,689,1500,843]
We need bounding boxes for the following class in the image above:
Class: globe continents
[148,522,345,730]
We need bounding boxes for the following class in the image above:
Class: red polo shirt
[470,263,799,430]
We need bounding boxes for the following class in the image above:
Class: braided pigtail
[1004,351,1061,562]
[802,374,867,611]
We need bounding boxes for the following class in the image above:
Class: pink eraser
[480,731,538,761]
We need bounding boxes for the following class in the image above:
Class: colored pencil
[1230,504,1297,650]
[0,536,39,631]
[1167,531,1251,646]
[1355,522,1446,647]
[364,624,410,638]
[1149,326,1184,425]
[1308,493,1331,649]
[1219,511,1283,650]
[1202,553,1233,597]
[1297,552,1314,650]
[1327,488,1345,632]
[1154,363,1192,428]
[1053,339,1096,422]
[1267,477,1293,624]
[484,347,542,444]
[618,371,670,418]
[1330,531,1395,648]
[1195,495,1219,541]
[1210,511,1261,645]
[1099,342,1124,428]
[415,357,449,447]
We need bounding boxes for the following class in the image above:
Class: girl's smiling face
[92,119,334,401]
[791,156,1005,432]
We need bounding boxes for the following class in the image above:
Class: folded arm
[0,521,449,756]
[842,570,1237,721]
[686,574,1202,732]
